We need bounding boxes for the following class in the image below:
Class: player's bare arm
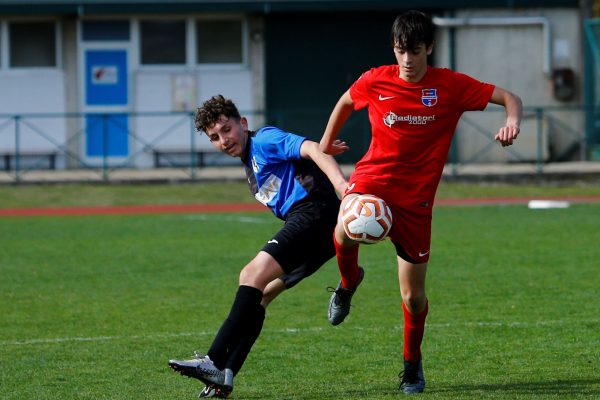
[319,90,355,155]
[489,86,523,147]
[301,140,348,195]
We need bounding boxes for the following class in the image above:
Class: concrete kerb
[441,162,600,184]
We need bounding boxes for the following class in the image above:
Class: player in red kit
[319,10,522,394]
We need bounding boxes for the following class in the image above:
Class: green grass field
[1,181,600,209]
[1,183,599,399]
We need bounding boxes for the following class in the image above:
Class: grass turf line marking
[4,319,597,346]
[1,332,207,346]
[183,214,272,223]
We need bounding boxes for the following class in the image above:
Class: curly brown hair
[195,95,241,133]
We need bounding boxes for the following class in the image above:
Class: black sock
[226,303,266,374]
[207,285,262,369]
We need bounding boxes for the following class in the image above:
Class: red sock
[333,232,360,289]
[402,301,428,362]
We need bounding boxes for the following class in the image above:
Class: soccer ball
[342,194,392,244]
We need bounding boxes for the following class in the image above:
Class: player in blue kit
[169,95,348,398]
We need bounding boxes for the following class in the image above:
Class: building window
[196,19,243,64]
[9,21,56,67]
[140,20,186,65]
[82,20,130,41]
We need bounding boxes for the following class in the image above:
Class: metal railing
[0,106,597,183]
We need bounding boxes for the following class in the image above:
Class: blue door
[84,49,129,157]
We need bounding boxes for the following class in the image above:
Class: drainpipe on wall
[445,11,459,175]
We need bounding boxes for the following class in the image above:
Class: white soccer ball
[342,194,392,244]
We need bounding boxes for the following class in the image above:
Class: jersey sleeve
[349,68,376,110]
[255,127,306,162]
[451,71,495,111]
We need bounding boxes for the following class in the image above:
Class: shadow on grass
[239,379,600,399]
[431,378,600,397]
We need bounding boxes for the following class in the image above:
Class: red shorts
[345,179,432,264]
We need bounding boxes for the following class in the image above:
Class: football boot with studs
[327,266,365,325]
[399,358,425,394]
[169,352,234,395]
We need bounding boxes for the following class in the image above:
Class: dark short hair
[391,10,434,50]
[195,95,241,133]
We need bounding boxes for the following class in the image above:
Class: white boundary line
[3,319,594,346]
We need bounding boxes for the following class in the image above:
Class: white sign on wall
[91,65,119,85]
[172,74,197,112]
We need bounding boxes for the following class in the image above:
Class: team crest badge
[421,89,437,107]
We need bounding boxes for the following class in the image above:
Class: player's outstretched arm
[301,140,348,196]
[489,86,523,147]
[319,90,355,155]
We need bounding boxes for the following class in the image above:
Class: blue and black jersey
[241,126,338,220]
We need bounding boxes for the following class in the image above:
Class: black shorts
[261,197,340,289]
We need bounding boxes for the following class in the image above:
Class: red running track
[1,196,600,217]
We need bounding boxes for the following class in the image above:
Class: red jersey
[349,65,494,213]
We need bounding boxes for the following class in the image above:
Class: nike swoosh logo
[378,94,395,101]
[347,183,356,191]
[418,251,429,257]
[267,239,279,244]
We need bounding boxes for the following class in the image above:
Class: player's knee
[334,224,354,246]
[239,264,258,286]
[238,263,275,292]
[402,293,427,314]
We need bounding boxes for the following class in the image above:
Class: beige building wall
[434,8,583,163]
